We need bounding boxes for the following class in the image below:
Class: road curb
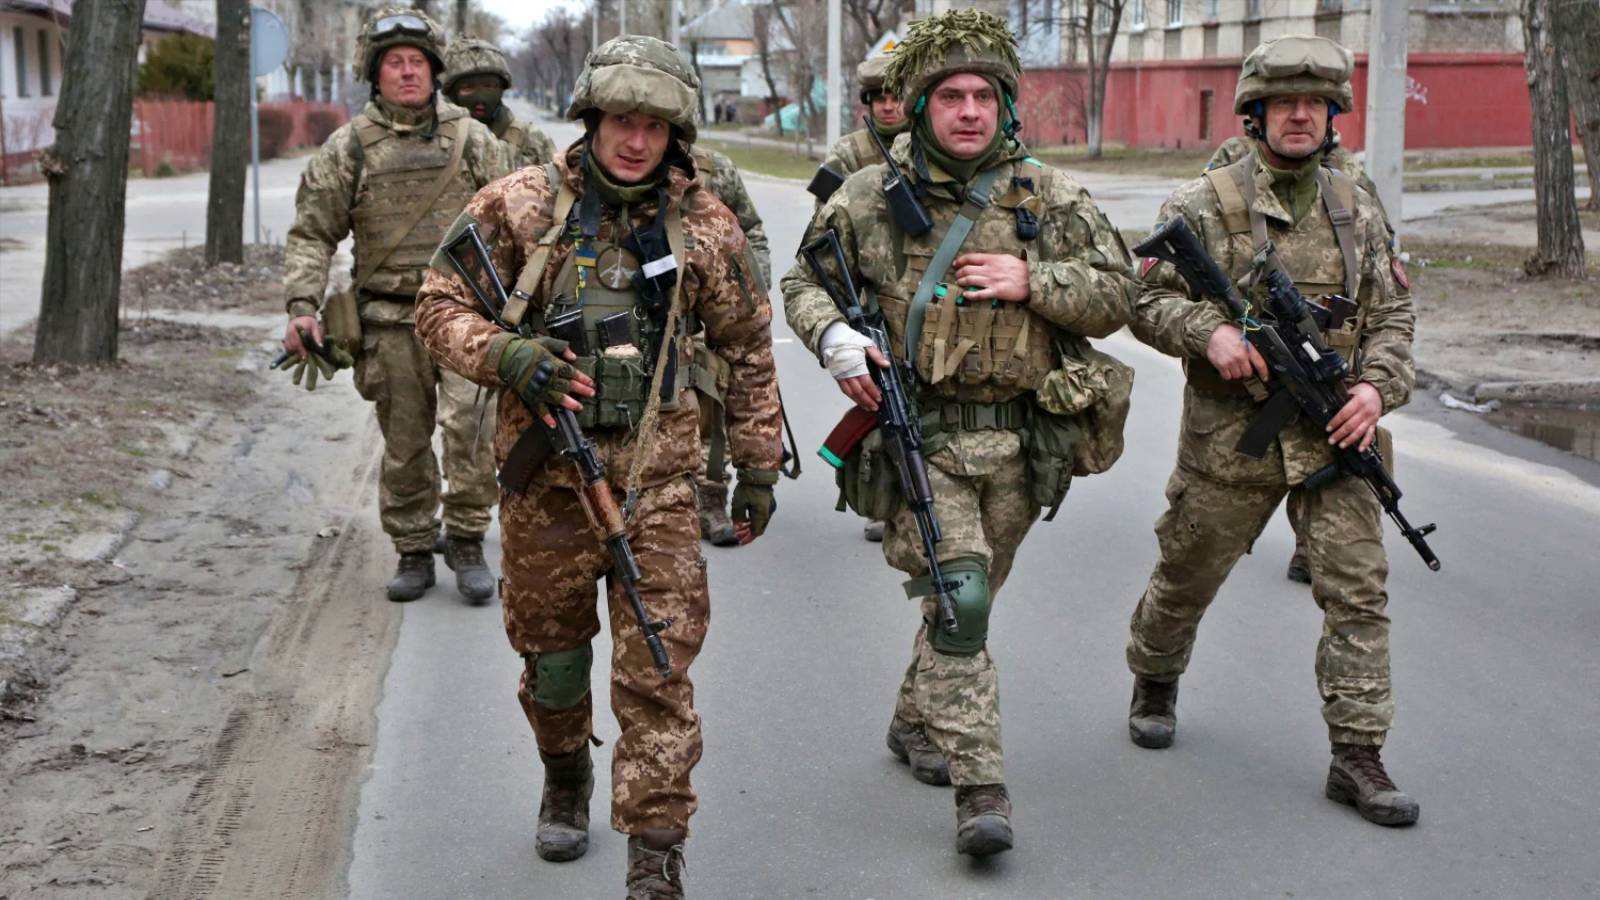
[1472,378,1600,405]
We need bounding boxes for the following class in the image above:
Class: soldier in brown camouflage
[414,35,781,900]
[784,10,1137,857]
[279,7,510,605]
[1124,35,1421,828]
[443,37,557,170]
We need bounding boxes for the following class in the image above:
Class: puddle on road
[1482,402,1600,463]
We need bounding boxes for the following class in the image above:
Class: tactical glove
[275,328,354,392]
[730,468,779,538]
[492,333,578,410]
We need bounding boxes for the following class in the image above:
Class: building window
[1318,0,1343,9]
[1246,0,1262,17]
[1167,0,1183,26]
[37,30,51,96]
[1243,20,1261,52]
[13,27,28,97]
[1204,0,1219,18]
[1129,0,1146,29]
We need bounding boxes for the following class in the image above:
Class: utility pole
[670,0,679,48]
[592,0,599,50]
[826,0,841,147]
[1364,0,1408,229]
[620,0,626,36]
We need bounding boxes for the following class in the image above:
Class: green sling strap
[903,167,1001,370]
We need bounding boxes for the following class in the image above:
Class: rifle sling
[903,168,1000,370]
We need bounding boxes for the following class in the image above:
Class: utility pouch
[546,303,589,357]
[1040,335,1135,477]
[1024,410,1082,520]
[597,311,633,351]
[835,426,903,521]
[574,352,650,432]
[323,290,363,357]
[913,284,1051,390]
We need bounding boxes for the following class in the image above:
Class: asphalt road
[343,115,1600,899]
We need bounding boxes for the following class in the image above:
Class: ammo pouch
[910,285,1054,391]
[1024,410,1082,520]
[322,289,363,357]
[572,351,663,432]
[835,427,904,521]
[1038,335,1134,477]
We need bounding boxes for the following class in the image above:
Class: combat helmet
[885,10,1022,113]
[857,54,894,104]
[353,7,446,84]
[567,35,701,142]
[1234,35,1354,115]
[443,37,513,93]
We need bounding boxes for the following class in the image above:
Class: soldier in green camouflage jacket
[280,7,511,605]
[783,10,1137,857]
[443,37,557,169]
[807,53,909,207]
[1124,35,1421,828]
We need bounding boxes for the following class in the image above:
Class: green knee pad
[903,557,991,656]
[530,644,593,710]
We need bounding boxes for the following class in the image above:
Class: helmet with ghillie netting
[353,7,446,84]
[443,38,513,92]
[567,35,701,141]
[885,10,1022,113]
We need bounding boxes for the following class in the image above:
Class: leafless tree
[1522,0,1586,278]
[1075,0,1128,159]
[207,0,250,265]
[841,0,902,55]
[752,4,786,136]
[35,0,151,364]
[1553,0,1599,212]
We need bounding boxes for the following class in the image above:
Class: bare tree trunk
[207,0,250,266]
[754,9,784,136]
[1080,0,1123,159]
[1522,0,1586,278]
[454,0,471,34]
[1553,0,1600,210]
[34,0,149,364]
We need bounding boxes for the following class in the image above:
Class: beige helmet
[886,9,1022,113]
[353,7,446,84]
[1234,35,1354,114]
[858,54,893,102]
[443,38,513,92]
[567,35,701,141]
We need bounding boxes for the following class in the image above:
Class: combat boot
[695,479,738,547]
[625,828,686,899]
[863,519,885,542]
[886,716,952,786]
[1326,743,1420,827]
[1129,674,1179,749]
[442,534,496,605]
[954,784,1013,856]
[536,746,594,861]
[1286,545,1312,584]
[386,552,435,602]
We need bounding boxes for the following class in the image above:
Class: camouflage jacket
[414,142,783,489]
[1208,135,1390,232]
[1130,154,1415,485]
[821,128,887,181]
[487,104,557,170]
[783,138,1137,410]
[693,146,771,286]
[283,95,509,322]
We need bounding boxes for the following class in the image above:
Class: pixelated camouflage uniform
[1209,133,1391,233]
[1125,149,1415,746]
[283,94,510,552]
[414,142,782,833]
[783,136,1137,785]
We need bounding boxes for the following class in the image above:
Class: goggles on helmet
[370,14,431,39]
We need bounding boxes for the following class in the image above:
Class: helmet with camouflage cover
[857,53,893,103]
[567,35,701,142]
[1234,35,1354,114]
[885,9,1022,114]
[443,37,513,92]
[353,7,446,84]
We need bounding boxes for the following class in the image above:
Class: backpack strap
[507,161,578,330]
[1315,166,1360,299]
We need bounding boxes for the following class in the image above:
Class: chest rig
[506,162,691,433]
[875,159,1056,407]
[348,113,477,299]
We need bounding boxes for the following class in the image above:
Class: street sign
[870,30,899,56]
[250,7,288,78]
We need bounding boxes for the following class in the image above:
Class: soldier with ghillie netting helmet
[783,9,1139,857]
[443,36,557,169]
[1124,35,1420,828]
[414,34,781,899]
[278,6,510,606]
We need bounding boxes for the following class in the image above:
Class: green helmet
[1234,35,1354,114]
[443,38,513,92]
[886,10,1022,113]
[567,35,701,142]
[857,54,893,102]
[353,7,446,84]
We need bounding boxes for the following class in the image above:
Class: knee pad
[904,557,991,656]
[529,644,593,710]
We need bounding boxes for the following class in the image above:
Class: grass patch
[698,138,821,181]
[1405,239,1525,271]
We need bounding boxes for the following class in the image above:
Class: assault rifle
[803,229,960,634]
[1132,217,1440,571]
[442,224,675,677]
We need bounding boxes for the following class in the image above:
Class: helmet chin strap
[1245,101,1338,162]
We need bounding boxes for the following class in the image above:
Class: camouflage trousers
[883,430,1038,786]
[500,475,709,835]
[352,323,497,552]
[1126,463,1394,745]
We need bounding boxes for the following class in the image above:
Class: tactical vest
[846,128,883,173]
[1188,157,1364,396]
[874,160,1057,405]
[501,120,541,165]
[348,113,479,301]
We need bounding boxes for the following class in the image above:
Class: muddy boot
[386,552,435,603]
[625,828,686,899]
[536,746,594,861]
[886,716,952,786]
[954,784,1013,856]
[442,535,495,605]
[1326,743,1420,827]
[863,519,885,542]
[1286,545,1312,584]
[1129,674,1179,749]
[696,479,738,547]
